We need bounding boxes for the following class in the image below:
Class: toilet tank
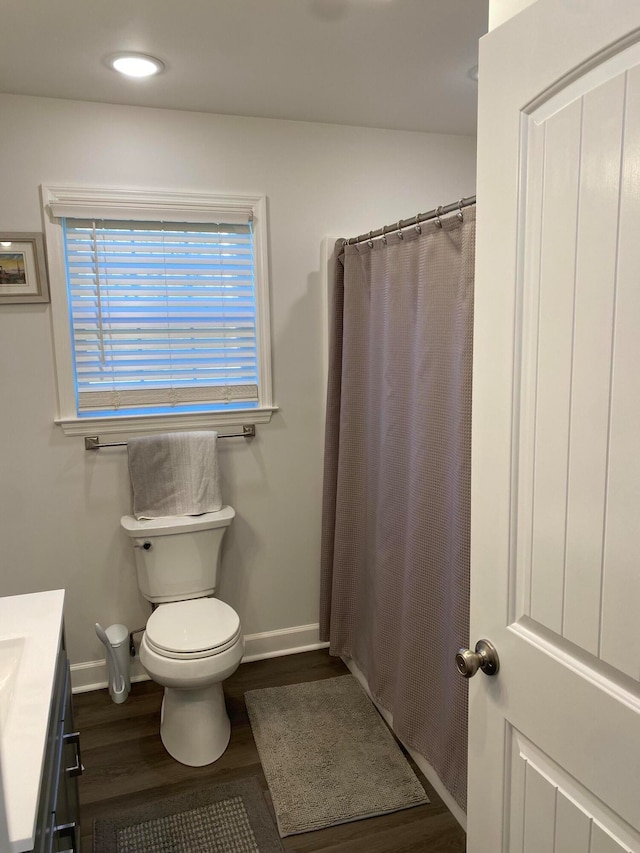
[120,506,235,604]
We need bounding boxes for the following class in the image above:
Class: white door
[469,2,640,851]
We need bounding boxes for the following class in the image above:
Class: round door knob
[455,639,499,678]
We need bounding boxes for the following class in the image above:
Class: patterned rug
[93,777,283,853]
[245,675,429,836]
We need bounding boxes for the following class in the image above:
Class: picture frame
[0,232,50,304]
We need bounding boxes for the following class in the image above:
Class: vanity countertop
[0,589,65,853]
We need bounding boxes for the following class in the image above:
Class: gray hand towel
[128,431,222,519]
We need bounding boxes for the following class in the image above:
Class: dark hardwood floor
[74,649,466,852]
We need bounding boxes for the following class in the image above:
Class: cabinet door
[60,667,81,832]
[38,656,81,853]
[52,665,81,853]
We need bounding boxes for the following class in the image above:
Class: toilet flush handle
[134,540,152,550]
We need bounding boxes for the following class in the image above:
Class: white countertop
[0,590,65,853]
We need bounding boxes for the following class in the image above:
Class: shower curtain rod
[344,194,476,246]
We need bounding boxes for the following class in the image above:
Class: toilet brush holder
[95,622,131,704]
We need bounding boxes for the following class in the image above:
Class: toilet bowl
[139,598,244,766]
[121,507,242,767]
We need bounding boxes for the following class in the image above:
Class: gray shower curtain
[320,207,475,810]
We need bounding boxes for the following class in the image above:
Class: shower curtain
[320,207,475,810]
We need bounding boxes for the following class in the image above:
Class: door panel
[519,53,640,666]
[470,3,640,850]
[508,729,636,853]
[527,97,581,636]
[598,64,640,676]
[559,73,624,655]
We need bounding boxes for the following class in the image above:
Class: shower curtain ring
[381,227,387,245]
[457,199,464,221]
[414,214,422,235]
[396,220,404,239]
[367,231,374,248]
[435,206,443,228]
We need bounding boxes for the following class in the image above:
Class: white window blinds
[63,219,258,414]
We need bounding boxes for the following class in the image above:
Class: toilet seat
[145,598,241,661]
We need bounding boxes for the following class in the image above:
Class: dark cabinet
[32,643,82,853]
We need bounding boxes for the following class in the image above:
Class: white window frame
[42,185,276,437]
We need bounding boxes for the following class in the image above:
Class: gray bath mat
[245,674,429,836]
[93,777,283,852]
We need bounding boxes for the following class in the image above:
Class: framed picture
[0,232,49,304]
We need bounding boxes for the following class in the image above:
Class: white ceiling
[0,0,488,135]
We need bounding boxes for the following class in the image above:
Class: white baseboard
[71,623,329,693]
[71,657,150,694]
[342,656,467,831]
[241,622,329,662]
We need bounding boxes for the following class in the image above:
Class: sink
[0,590,65,852]
[0,637,25,735]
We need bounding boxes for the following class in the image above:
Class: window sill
[55,406,278,438]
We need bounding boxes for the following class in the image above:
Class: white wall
[0,93,476,679]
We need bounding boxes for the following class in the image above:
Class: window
[43,187,275,436]
[64,219,257,416]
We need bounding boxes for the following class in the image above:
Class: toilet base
[160,682,231,766]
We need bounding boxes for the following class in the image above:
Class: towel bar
[84,424,256,451]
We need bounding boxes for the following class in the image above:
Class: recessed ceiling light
[108,53,165,78]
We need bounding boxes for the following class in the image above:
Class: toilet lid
[145,598,241,658]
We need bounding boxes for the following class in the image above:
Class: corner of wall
[488,0,538,31]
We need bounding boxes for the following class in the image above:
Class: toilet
[120,506,243,767]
